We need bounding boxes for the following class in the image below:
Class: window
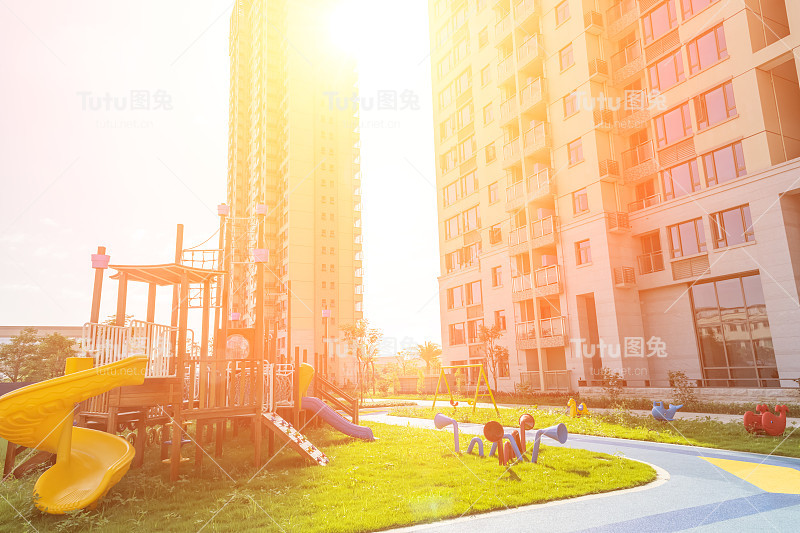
[321,247,327,255]
[443,181,458,207]
[321,264,327,271]
[662,159,700,200]
[488,181,498,203]
[568,138,583,165]
[463,205,481,232]
[695,81,737,130]
[445,215,461,239]
[458,136,476,162]
[330,247,335,255]
[445,250,461,273]
[483,103,494,124]
[457,104,473,129]
[573,188,589,213]
[494,310,507,331]
[559,44,574,70]
[481,65,492,86]
[668,218,707,258]
[462,171,477,196]
[687,24,728,75]
[690,274,777,387]
[576,240,592,265]
[466,280,482,306]
[654,102,692,148]
[491,266,502,287]
[711,205,754,248]
[478,28,489,48]
[649,49,685,92]
[485,144,497,163]
[703,142,746,186]
[440,118,454,140]
[681,0,719,17]
[447,286,464,309]
[467,319,484,344]
[639,232,665,273]
[555,1,570,25]
[330,264,335,272]
[449,323,466,345]
[563,91,579,117]
[489,223,502,245]
[642,0,677,45]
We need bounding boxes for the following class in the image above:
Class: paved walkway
[360,410,800,532]
[362,398,800,426]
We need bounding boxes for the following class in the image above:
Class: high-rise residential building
[430,0,800,393]
[227,0,363,385]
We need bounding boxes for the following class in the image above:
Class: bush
[600,368,624,405]
[668,370,698,408]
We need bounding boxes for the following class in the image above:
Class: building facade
[430,0,800,392]
[227,0,363,385]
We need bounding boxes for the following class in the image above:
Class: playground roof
[109,264,225,286]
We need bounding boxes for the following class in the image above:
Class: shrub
[668,370,698,408]
[600,368,624,406]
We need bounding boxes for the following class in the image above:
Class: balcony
[498,54,515,84]
[616,91,652,134]
[584,11,603,35]
[593,108,614,130]
[605,0,638,37]
[534,265,562,297]
[638,251,665,275]
[628,194,661,212]
[514,0,539,28]
[520,77,545,112]
[495,14,513,44]
[588,58,609,81]
[519,370,571,392]
[502,138,521,168]
[500,97,519,126]
[511,274,533,293]
[516,317,566,348]
[523,123,550,158]
[606,212,630,233]
[517,35,544,72]
[622,141,658,183]
[509,225,529,247]
[530,216,556,249]
[527,168,553,203]
[505,179,525,211]
[611,40,643,86]
[599,159,620,180]
[614,267,636,288]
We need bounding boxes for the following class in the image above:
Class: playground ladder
[260,411,328,466]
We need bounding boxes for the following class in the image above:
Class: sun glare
[327,0,370,56]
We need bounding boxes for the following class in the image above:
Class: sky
[0,1,441,352]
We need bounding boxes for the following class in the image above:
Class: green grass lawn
[0,422,655,533]
[389,406,800,459]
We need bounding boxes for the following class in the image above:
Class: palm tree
[414,341,442,375]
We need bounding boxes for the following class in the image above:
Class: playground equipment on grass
[528,423,569,464]
[484,421,524,466]
[432,364,499,415]
[434,413,460,453]
[567,398,590,417]
[466,437,484,457]
[744,404,789,436]
[0,356,147,514]
[651,401,683,422]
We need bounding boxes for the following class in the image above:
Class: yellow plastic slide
[0,356,147,514]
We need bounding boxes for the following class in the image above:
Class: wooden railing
[314,374,360,424]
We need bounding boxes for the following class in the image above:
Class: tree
[32,333,77,381]
[395,349,418,376]
[341,319,383,401]
[414,341,442,374]
[0,328,41,382]
[102,314,134,326]
[478,325,509,392]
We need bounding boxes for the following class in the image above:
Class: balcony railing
[527,168,550,193]
[514,0,538,23]
[515,320,537,341]
[519,370,571,392]
[606,0,636,25]
[622,140,654,168]
[638,251,666,274]
[540,317,565,338]
[503,138,520,162]
[517,35,543,67]
[523,123,549,154]
[506,180,525,203]
[629,194,661,212]
[509,225,529,246]
[500,97,518,124]
[520,77,544,109]
[584,11,603,33]
[511,274,533,293]
[531,216,555,239]
[534,265,559,288]
[498,54,514,82]
[496,14,512,40]
[611,40,642,72]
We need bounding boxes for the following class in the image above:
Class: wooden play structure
[1,208,362,483]
[432,363,499,415]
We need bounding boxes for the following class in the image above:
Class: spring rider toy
[744,404,788,437]
[567,398,590,417]
[651,401,683,422]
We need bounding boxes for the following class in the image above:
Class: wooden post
[171,271,189,482]
[293,346,300,427]
[253,219,265,467]
[286,280,291,366]
[115,272,128,327]
[146,283,157,323]
[170,224,184,358]
[90,246,106,324]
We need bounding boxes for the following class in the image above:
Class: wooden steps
[260,412,328,466]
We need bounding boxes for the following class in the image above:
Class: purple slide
[301,396,375,441]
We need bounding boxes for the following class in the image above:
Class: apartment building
[227,0,363,385]
[430,0,800,393]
